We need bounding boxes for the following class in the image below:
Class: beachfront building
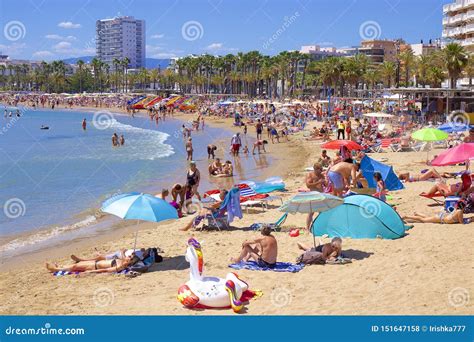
[338,40,397,64]
[410,40,442,56]
[297,45,347,72]
[442,0,474,54]
[96,16,146,69]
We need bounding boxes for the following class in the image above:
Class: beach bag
[464,194,474,214]
[296,251,326,265]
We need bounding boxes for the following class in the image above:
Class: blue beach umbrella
[437,122,473,133]
[101,192,178,247]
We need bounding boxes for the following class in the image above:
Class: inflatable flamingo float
[177,238,249,313]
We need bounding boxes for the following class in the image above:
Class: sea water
[0,106,270,258]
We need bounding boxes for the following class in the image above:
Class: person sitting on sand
[297,237,342,262]
[305,162,326,230]
[231,225,278,268]
[327,161,360,197]
[320,150,331,167]
[46,256,136,274]
[252,139,268,154]
[180,190,228,231]
[421,173,472,197]
[398,169,454,182]
[403,201,471,224]
[208,158,223,175]
[156,189,169,200]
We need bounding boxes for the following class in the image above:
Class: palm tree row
[0,43,471,96]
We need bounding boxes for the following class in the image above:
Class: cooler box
[445,196,460,213]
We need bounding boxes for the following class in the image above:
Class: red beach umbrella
[321,140,363,151]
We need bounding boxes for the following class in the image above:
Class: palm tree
[76,59,85,93]
[462,55,474,87]
[443,42,468,88]
[379,61,396,88]
[122,57,130,92]
[399,48,415,86]
[112,58,121,92]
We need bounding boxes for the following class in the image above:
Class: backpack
[296,251,326,265]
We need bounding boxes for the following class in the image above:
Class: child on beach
[374,172,386,202]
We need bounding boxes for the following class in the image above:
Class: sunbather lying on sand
[297,237,342,261]
[398,169,455,182]
[403,202,471,224]
[420,173,472,197]
[46,256,136,273]
[231,225,278,268]
[70,248,148,263]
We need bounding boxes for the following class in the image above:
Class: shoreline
[0,105,308,271]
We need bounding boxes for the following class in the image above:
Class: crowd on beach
[1,92,472,292]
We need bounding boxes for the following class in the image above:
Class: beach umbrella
[321,140,363,151]
[431,143,474,166]
[437,122,472,133]
[101,193,178,248]
[279,191,343,214]
[363,112,394,118]
[411,128,448,141]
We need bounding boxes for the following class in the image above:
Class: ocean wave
[0,215,97,253]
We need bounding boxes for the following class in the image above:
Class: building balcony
[461,36,474,45]
[444,0,474,13]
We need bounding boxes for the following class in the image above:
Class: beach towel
[229,261,304,273]
[52,269,132,277]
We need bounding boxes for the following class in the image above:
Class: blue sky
[0,0,447,61]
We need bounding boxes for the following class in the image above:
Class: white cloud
[53,41,72,51]
[32,50,55,59]
[45,34,76,41]
[150,34,165,39]
[206,43,223,50]
[58,21,81,29]
[0,43,27,57]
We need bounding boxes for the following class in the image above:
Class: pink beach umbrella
[431,143,474,166]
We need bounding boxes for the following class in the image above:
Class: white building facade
[442,0,474,54]
[96,16,146,69]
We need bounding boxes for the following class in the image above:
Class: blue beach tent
[311,195,411,239]
[360,156,404,191]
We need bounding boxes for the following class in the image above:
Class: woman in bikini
[46,256,136,273]
[421,173,472,197]
[402,202,470,225]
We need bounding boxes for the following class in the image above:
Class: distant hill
[62,56,170,69]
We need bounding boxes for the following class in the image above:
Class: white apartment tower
[442,0,474,54]
[96,16,146,69]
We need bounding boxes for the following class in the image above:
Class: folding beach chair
[250,213,288,232]
[419,193,444,205]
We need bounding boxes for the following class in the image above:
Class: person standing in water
[186,161,201,201]
[82,118,87,131]
[119,134,125,146]
[186,138,193,161]
[112,133,119,147]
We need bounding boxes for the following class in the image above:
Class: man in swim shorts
[327,161,360,197]
[231,225,278,268]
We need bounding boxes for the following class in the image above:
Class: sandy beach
[0,112,472,316]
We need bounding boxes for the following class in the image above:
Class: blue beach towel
[229,261,304,273]
[53,269,130,277]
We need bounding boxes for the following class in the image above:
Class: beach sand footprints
[181,21,204,41]
[3,20,26,41]
[359,20,381,40]
[448,287,470,308]
[270,287,292,308]
[447,110,470,129]
[3,198,26,219]
[92,110,114,130]
[93,287,115,308]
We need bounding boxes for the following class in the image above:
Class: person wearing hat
[230,132,242,156]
